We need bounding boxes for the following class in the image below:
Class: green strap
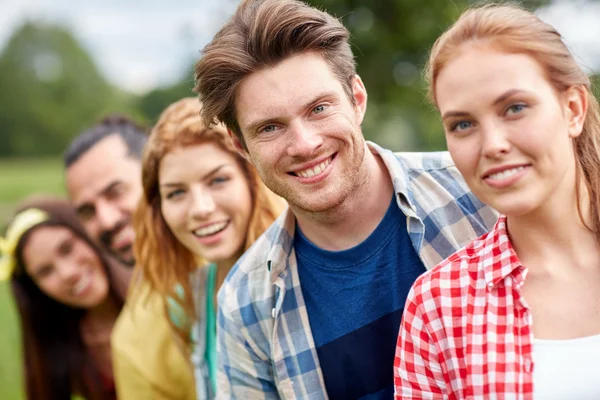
[205,263,218,393]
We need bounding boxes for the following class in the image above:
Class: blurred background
[0,0,598,397]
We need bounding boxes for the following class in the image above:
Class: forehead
[66,134,141,204]
[159,143,240,182]
[235,51,343,126]
[436,47,551,112]
[22,226,69,270]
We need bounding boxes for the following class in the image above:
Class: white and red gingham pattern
[394,216,535,400]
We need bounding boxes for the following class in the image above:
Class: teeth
[73,275,90,295]
[112,228,128,246]
[488,166,525,181]
[296,157,332,178]
[194,221,228,237]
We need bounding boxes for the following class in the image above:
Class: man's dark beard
[100,218,135,266]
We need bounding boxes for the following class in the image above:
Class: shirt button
[271,308,277,318]
[524,358,533,373]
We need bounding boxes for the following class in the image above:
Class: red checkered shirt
[394,215,535,399]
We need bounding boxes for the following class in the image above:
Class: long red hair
[133,97,285,345]
[426,4,600,241]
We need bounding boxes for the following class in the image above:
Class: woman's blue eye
[210,176,230,186]
[507,104,526,115]
[166,189,184,199]
[452,121,472,132]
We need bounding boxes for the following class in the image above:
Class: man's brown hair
[194,0,356,148]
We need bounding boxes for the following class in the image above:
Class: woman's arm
[394,287,447,400]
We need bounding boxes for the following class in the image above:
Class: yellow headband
[0,208,50,281]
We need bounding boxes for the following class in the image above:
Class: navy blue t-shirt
[295,195,425,399]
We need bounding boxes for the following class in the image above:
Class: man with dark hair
[64,115,147,266]
[195,0,497,398]
[64,115,196,399]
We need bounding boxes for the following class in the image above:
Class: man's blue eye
[313,105,326,114]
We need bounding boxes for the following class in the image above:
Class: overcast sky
[1,0,598,94]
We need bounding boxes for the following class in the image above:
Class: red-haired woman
[394,4,600,399]
[131,97,285,399]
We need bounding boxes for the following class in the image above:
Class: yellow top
[111,281,196,400]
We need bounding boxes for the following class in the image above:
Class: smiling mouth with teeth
[73,275,91,296]
[292,155,335,178]
[193,221,229,237]
[486,166,527,181]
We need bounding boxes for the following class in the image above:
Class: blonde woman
[394,4,600,399]
[132,97,285,398]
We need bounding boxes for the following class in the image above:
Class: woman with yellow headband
[1,196,128,399]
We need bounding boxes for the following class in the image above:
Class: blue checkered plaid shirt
[216,142,498,399]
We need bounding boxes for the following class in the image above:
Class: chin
[490,200,538,217]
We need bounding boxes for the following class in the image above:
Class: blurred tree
[137,65,197,125]
[0,22,135,157]
[306,0,552,151]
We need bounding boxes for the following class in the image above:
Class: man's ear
[228,129,252,163]
[351,75,367,126]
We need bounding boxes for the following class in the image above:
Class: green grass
[0,158,66,225]
[0,283,23,400]
[0,158,66,399]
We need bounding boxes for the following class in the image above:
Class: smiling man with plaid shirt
[194,0,497,398]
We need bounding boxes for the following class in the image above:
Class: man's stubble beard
[259,139,367,216]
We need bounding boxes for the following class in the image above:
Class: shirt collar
[481,215,525,289]
[266,141,417,282]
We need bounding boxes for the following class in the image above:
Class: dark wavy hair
[8,196,125,400]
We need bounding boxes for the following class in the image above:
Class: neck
[294,144,394,251]
[215,251,241,292]
[86,296,119,323]
[508,178,598,270]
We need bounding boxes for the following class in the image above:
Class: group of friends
[1,0,599,399]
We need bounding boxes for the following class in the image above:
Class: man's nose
[286,120,324,158]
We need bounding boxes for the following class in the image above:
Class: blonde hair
[426,3,600,241]
[133,97,285,344]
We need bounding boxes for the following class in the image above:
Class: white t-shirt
[533,333,600,399]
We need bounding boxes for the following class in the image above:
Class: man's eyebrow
[101,180,123,195]
[243,91,338,133]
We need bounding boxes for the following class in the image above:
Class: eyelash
[448,103,529,132]
[257,103,330,134]
[210,176,230,186]
[312,104,327,114]
[506,103,527,115]
[166,189,185,199]
[450,120,472,132]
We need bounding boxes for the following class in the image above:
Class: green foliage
[306,0,552,150]
[0,22,141,158]
[137,68,197,125]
